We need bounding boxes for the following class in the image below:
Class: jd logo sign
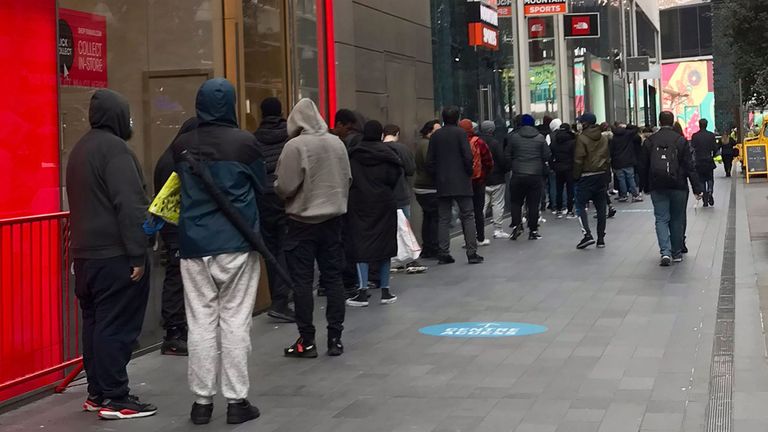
[419,322,548,338]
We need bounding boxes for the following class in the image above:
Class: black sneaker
[673,255,684,263]
[596,239,606,249]
[344,286,358,299]
[608,207,617,218]
[511,224,524,241]
[346,290,370,307]
[381,288,398,305]
[226,400,260,425]
[529,231,542,240]
[190,402,213,425]
[284,337,318,358]
[328,338,344,356]
[577,234,596,250]
[709,194,715,206]
[467,253,484,264]
[317,286,327,297]
[161,338,188,356]
[267,306,296,323]
[98,395,157,420]
[438,254,455,265]
[83,395,103,412]
[682,244,689,254]
[660,256,672,267]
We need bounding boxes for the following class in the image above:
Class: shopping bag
[148,172,182,225]
[393,209,422,266]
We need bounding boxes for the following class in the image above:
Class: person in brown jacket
[574,113,611,250]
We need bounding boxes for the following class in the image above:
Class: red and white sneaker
[83,396,103,412]
[98,395,157,420]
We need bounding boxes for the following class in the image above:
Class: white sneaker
[493,231,511,239]
[478,239,491,246]
[539,217,547,224]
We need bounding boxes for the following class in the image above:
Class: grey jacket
[505,125,551,176]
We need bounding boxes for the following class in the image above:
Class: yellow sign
[743,120,768,184]
[148,172,181,224]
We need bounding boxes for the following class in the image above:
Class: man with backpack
[641,111,703,266]
[459,119,494,246]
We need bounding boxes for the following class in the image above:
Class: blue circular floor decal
[419,322,548,338]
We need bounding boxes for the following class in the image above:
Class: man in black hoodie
[550,123,577,217]
[255,98,295,322]
[66,89,156,419]
[609,124,643,202]
[691,119,718,207]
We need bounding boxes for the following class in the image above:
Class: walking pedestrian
[641,111,703,266]
[172,78,264,425]
[276,98,351,358]
[574,113,611,250]
[414,120,441,259]
[254,97,295,322]
[67,89,156,420]
[505,114,551,241]
[609,124,643,202]
[720,131,736,177]
[459,119,494,246]
[691,119,718,207]
[479,120,510,238]
[550,122,577,218]
[345,121,402,307]
[154,117,198,356]
[427,106,484,264]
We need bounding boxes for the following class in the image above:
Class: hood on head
[196,78,238,127]
[288,98,328,137]
[549,118,563,132]
[351,140,403,167]
[89,89,132,140]
[459,119,475,137]
[581,124,603,141]
[481,120,496,135]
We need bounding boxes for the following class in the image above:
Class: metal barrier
[0,212,82,403]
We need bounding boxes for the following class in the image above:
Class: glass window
[293,0,325,117]
[698,5,713,54]
[660,9,680,59]
[679,6,700,57]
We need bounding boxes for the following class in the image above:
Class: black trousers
[259,194,291,310]
[722,155,734,177]
[509,175,543,231]
[576,174,608,239]
[472,182,487,241]
[285,217,345,343]
[159,234,185,330]
[416,192,439,256]
[697,166,715,195]
[555,171,575,213]
[75,256,150,399]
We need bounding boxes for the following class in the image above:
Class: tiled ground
[1,174,760,432]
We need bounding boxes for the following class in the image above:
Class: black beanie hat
[260,97,282,118]
[363,120,384,141]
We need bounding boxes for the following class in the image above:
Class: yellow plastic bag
[148,172,181,225]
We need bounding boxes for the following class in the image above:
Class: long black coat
[426,125,473,197]
[347,141,402,262]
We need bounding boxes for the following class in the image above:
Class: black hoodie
[254,116,289,195]
[609,126,640,169]
[66,89,149,267]
[550,128,576,174]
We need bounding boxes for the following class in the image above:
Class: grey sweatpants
[181,251,261,400]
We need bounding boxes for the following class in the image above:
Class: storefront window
[293,0,325,117]
[528,16,557,120]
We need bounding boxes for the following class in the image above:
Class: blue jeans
[651,189,688,257]
[357,261,391,290]
[614,167,638,198]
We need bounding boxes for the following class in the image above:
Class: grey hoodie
[275,99,352,223]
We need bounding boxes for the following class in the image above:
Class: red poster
[58,9,107,88]
[529,18,546,39]
[571,16,592,36]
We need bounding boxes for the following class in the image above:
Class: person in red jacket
[459,119,494,245]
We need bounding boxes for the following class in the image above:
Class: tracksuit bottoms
[180,251,261,401]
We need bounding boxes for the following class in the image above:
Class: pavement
[2,172,768,432]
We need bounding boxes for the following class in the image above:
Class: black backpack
[649,136,680,188]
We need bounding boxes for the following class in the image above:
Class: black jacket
[172,79,266,259]
[505,125,551,176]
[254,116,289,195]
[550,128,576,174]
[426,124,474,197]
[66,89,149,267]
[347,141,401,262]
[721,137,737,156]
[641,127,703,194]
[386,141,416,207]
[479,133,508,185]
[691,129,718,170]
[609,126,640,169]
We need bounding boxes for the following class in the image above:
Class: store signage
[524,0,568,16]
[468,23,499,50]
[58,9,108,88]
[419,322,548,338]
[498,0,513,17]
[466,2,499,27]
[626,56,651,73]
[528,18,553,39]
[564,13,600,39]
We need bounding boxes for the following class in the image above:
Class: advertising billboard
[661,60,715,138]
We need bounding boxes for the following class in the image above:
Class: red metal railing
[0,212,81,403]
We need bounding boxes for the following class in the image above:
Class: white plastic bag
[393,209,422,267]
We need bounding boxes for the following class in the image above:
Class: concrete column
[555,14,571,123]
[515,0,530,114]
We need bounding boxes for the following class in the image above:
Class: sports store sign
[524,0,568,16]
[467,0,500,50]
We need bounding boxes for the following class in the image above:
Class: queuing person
[505,114,551,241]
[172,78,263,425]
[550,122,577,218]
[478,120,510,238]
[609,124,643,202]
[67,89,156,420]
[720,133,737,177]
[574,113,611,250]
[276,98,352,358]
[333,109,364,149]
[154,117,198,356]
[345,121,402,307]
[254,97,295,322]
[427,106,484,265]
[459,119,494,246]
[691,119,718,207]
[641,111,702,266]
[545,118,563,213]
[414,120,441,258]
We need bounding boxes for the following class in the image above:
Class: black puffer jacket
[550,128,576,174]
[254,116,289,195]
[609,126,640,169]
[505,125,551,176]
